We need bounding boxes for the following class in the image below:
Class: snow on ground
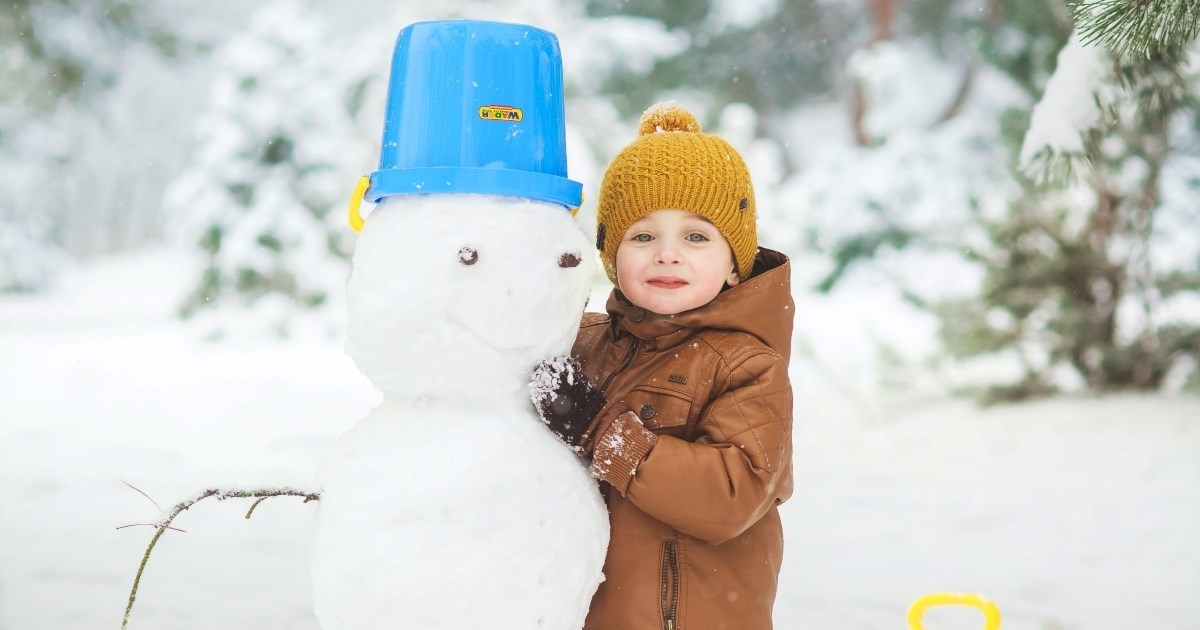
[781,394,1199,630]
[1,250,1197,630]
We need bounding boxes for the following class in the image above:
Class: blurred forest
[1,0,1198,399]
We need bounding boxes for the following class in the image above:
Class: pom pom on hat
[637,101,703,135]
[595,102,757,286]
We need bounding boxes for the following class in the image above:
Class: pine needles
[1073,0,1200,59]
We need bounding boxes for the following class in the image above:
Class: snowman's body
[312,195,608,630]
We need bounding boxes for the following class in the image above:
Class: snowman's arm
[594,350,792,545]
[120,486,321,630]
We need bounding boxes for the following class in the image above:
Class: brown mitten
[529,357,606,453]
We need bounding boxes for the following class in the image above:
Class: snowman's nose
[558,252,582,268]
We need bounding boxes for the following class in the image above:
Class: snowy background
[2,0,1199,628]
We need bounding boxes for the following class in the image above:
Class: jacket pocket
[660,539,680,630]
[616,385,693,438]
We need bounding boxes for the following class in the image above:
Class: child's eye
[631,234,653,243]
[686,232,709,242]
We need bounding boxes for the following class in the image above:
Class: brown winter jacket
[572,247,794,630]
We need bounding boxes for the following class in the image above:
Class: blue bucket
[364,20,581,210]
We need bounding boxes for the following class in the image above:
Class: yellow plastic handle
[348,176,371,233]
[908,592,1001,630]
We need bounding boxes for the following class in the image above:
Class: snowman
[310,20,608,630]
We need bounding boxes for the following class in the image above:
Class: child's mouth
[648,278,687,289]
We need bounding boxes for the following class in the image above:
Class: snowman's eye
[458,247,478,266]
[558,252,582,268]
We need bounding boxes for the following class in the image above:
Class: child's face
[615,209,740,315]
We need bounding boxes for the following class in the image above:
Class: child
[532,101,794,630]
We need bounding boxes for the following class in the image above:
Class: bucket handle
[348,176,371,233]
[907,592,1001,630]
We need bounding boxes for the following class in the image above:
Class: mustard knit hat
[595,101,757,286]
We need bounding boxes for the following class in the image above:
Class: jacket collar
[605,248,794,361]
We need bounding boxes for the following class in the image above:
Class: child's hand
[529,356,606,453]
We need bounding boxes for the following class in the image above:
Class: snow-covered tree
[168,0,688,327]
[165,0,377,326]
[1074,0,1200,60]
[933,0,1200,399]
[0,121,62,293]
[0,0,183,111]
[789,0,1200,400]
[951,18,1200,400]
[585,0,858,173]
[0,0,193,292]
[0,214,62,294]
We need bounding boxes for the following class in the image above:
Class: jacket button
[639,403,656,419]
[629,308,646,322]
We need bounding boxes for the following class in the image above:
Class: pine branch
[1019,145,1091,187]
[119,486,320,630]
[1072,0,1200,59]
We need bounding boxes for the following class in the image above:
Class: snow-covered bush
[164,0,380,328]
[0,217,63,293]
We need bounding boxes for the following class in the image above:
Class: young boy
[532,102,794,630]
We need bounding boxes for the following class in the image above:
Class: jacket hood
[606,247,794,362]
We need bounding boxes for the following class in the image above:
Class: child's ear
[726,265,741,287]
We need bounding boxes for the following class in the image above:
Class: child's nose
[654,242,682,264]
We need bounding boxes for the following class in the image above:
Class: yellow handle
[908,592,1001,630]
[348,176,371,233]
[569,192,584,217]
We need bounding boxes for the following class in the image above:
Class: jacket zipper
[661,540,679,630]
[598,338,640,397]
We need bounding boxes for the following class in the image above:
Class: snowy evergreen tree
[761,0,1046,396]
[165,0,375,324]
[168,0,687,325]
[0,120,62,293]
[0,0,189,292]
[585,0,858,172]
[0,214,62,294]
[799,0,1200,399]
[0,0,182,112]
[945,16,1200,400]
[1074,0,1200,60]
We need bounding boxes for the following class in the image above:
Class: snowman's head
[346,194,595,402]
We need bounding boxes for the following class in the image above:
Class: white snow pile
[1,248,1196,629]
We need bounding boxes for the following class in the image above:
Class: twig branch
[245,497,272,519]
[119,487,320,630]
[120,480,162,513]
[115,523,188,533]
